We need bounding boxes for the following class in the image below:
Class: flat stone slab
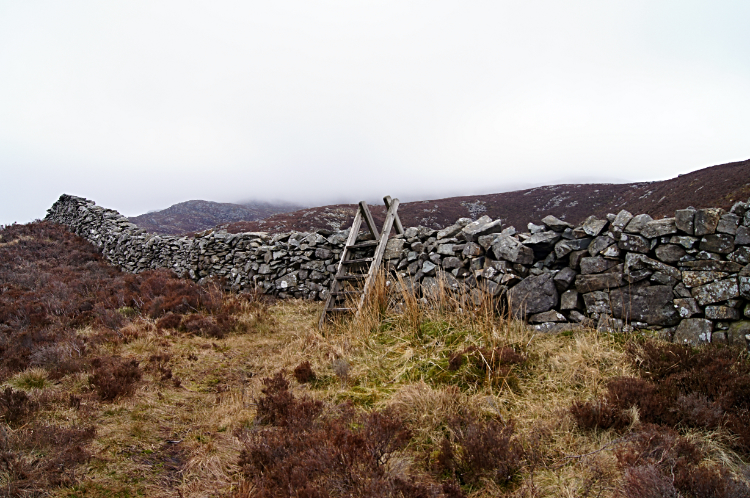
[575,272,624,293]
[610,285,678,326]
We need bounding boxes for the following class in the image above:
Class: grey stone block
[673,318,712,346]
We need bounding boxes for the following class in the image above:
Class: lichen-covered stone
[442,256,463,270]
[694,208,723,236]
[560,289,580,310]
[625,253,681,280]
[674,298,700,318]
[461,217,504,242]
[705,306,740,320]
[678,260,744,272]
[727,321,750,346]
[437,243,455,256]
[275,271,298,290]
[669,235,698,249]
[625,214,654,234]
[728,247,750,265]
[736,226,750,246]
[583,291,611,315]
[611,210,634,232]
[588,235,616,256]
[421,260,437,276]
[580,256,619,275]
[553,267,577,292]
[384,238,405,259]
[673,318,712,346]
[699,234,735,254]
[681,271,730,288]
[618,233,651,253]
[641,218,677,238]
[554,238,591,258]
[529,310,567,323]
[717,213,740,235]
[740,275,750,299]
[541,215,573,232]
[582,216,608,237]
[691,277,739,306]
[462,242,482,257]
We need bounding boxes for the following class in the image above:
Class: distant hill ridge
[222,158,750,234]
[130,158,750,235]
[129,199,304,235]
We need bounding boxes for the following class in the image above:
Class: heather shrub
[613,424,750,498]
[48,357,89,381]
[440,345,526,391]
[180,314,225,338]
[570,398,633,431]
[147,353,176,383]
[89,356,142,401]
[0,222,227,379]
[29,339,82,369]
[573,340,750,452]
[293,361,316,383]
[0,387,37,427]
[254,372,323,428]
[237,372,457,497]
[156,313,183,330]
[435,416,523,487]
[0,423,95,495]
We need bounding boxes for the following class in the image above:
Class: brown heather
[0,221,748,496]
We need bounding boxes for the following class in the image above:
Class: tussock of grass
[7,367,50,390]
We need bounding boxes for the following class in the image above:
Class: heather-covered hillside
[129,199,303,235]
[223,158,750,233]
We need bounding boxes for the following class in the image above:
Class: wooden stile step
[347,241,379,249]
[343,257,374,265]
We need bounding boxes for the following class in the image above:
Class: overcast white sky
[1,1,749,224]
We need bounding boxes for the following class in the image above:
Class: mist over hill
[128,158,750,236]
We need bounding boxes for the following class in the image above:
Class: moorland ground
[1,221,750,497]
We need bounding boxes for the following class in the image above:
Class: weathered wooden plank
[383,196,404,235]
[319,208,363,329]
[359,201,380,241]
[357,198,400,317]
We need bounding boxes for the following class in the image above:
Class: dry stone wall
[46,194,750,347]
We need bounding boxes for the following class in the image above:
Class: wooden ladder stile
[318,196,404,329]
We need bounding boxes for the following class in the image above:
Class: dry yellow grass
[3,276,738,497]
